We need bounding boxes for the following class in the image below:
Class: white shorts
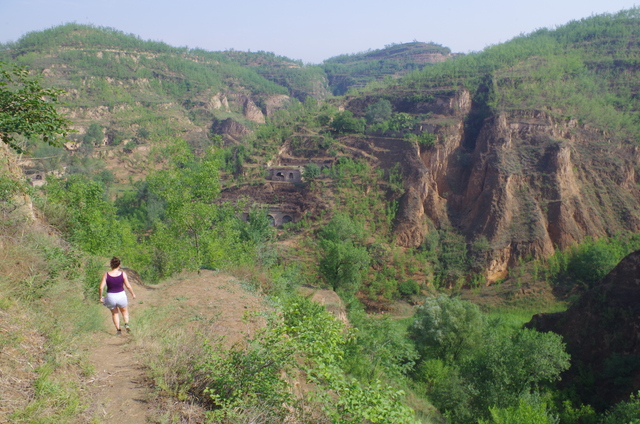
[104,291,128,310]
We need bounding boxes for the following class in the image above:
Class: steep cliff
[349,89,640,281]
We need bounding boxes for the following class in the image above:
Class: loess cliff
[347,89,640,281]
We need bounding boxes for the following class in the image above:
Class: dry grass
[0,303,44,422]
[0,218,104,423]
[127,272,277,422]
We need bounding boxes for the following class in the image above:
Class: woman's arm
[123,272,136,299]
[99,273,107,302]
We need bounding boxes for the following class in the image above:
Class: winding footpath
[85,280,152,423]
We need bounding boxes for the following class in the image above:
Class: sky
[0,0,638,64]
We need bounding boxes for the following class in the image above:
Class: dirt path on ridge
[83,270,271,423]
[84,279,153,424]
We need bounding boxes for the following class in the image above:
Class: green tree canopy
[0,62,71,153]
[45,175,129,255]
[330,110,365,134]
[365,99,393,124]
[411,295,487,363]
[146,141,225,277]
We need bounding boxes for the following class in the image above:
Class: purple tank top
[106,272,125,293]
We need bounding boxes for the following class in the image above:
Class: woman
[99,257,136,335]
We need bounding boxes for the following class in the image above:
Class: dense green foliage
[599,391,640,424]
[412,295,486,363]
[411,295,570,424]
[281,296,419,423]
[540,234,640,288]
[0,62,71,153]
[318,213,371,294]
[44,175,133,255]
[479,396,559,424]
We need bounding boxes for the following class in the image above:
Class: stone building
[267,167,302,182]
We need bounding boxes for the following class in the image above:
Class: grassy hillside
[0,24,329,161]
[323,42,452,95]
[397,9,640,141]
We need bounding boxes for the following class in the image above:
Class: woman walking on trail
[99,257,136,335]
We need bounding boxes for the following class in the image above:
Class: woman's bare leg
[119,306,129,325]
[110,308,121,331]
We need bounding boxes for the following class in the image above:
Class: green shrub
[318,239,370,294]
[201,326,295,421]
[399,279,420,296]
[83,123,103,145]
[600,391,640,424]
[330,110,365,134]
[479,396,559,424]
[303,162,321,180]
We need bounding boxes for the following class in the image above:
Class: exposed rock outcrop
[527,250,640,409]
[263,94,291,117]
[375,89,640,280]
[212,118,251,139]
[242,96,265,123]
[208,93,230,111]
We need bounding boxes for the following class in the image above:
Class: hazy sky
[0,0,638,63]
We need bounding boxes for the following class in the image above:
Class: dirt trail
[85,280,153,423]
[83,270,271,422]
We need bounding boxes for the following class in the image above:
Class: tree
[330,110,365,134]
[83,123,103,145]
[346,310,419,381]
[464,327,570,415]
[317,213,370,293]
[318,212,364,244]
[147,142,223,276]
[415,298,571,424]
[411,295,487,363]
[319,239,370,293]
[303,162,321,181]
[45,175,127,255]
[365,99,392,124]
[601,391,640,424]
[0,62,71,153]
[388,112,415,132]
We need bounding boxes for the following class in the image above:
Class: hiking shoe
[116,329,122,336]
[124,324,131,333]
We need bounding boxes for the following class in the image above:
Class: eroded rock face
[242,97,265,123]
[208,93,230,111]
[263,94,291,117]
[527,250,640,409]
[387,90,640,280]
[212,118,251,138]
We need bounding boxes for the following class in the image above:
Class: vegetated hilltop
[336,9,640,281]
[322,41,453,95]
[528,249,640,411]
[0,23,327,157]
